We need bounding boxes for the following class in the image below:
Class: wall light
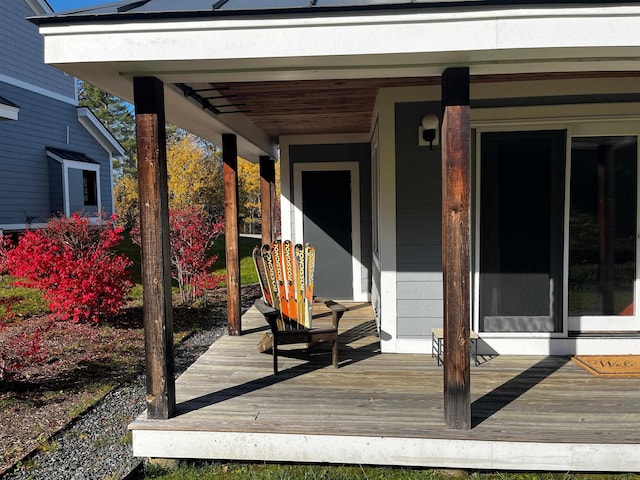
[418,114,439,150]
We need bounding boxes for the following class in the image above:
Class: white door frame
[293,161,365,302]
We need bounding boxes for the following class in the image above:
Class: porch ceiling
[179,77,437,138]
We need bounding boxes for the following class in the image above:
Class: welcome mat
[571,355,640,377]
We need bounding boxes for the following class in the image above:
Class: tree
[166,131,224,215]
[238,158,260,234]
[131,206,224,305]
[78,81,137,177]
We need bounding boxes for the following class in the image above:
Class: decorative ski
[304,243,315,327]
[271,240,288,322]
[294,243,307,328]
[282,240,298,327]
[252,245,272,306]
[261,243,283,330]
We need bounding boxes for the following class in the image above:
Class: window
[83,170,98,206]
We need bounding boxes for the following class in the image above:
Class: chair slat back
[253,240,315,330]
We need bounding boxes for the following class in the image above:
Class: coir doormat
[571,355,640,377]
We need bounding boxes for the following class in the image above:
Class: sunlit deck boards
[130,303,640,472]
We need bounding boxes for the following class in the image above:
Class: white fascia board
[39,6,640,70]
[77,107,125,156]
[0,103,19,121]
[25,0,52,15]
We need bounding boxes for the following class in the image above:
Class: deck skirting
[132,430,639,472]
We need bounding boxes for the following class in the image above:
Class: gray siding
[1,1,76,101]
[288,143,372,298]
[395,102,443,337]
[0,81,113,225]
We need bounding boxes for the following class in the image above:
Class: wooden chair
[253,240,346,375]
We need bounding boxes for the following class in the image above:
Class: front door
[300,169,354,299]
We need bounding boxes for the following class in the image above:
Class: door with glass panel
[568,136,639,331]
[478,130,566,333]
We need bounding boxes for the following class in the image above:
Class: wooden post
[223,134,241,335]
[133,76,175,419]
[441,67,471,430]
[260,155,276,245]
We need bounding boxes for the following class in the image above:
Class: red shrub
[132,206,225,304]
[2,213,132,323]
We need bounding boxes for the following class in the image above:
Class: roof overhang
[32,3,640,159]
[77,107,125,156]
[0,96,19,121]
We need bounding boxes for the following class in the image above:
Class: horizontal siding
[397,317,441,337]
[0,81,113,225]
[1,1,75,100]
[395,101,444,338]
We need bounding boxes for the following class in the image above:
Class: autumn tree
[167,131,224,215]
[237,159,260,234]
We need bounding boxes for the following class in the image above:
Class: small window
[83,170,98,206]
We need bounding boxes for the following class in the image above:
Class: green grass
[116,232,259,289]
[212,236,260,285]
[0,275,48,319]
[133,462,640,480]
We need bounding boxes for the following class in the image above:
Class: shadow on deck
[130,302,640,472]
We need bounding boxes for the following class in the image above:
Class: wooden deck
[130,303,640,472]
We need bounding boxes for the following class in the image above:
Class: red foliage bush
[131,206,225,304]
[2,213,132,324]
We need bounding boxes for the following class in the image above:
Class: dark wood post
[260,155,276,245]
[223,134,241,335]
[441,67,471,429]
[133,76,175,419]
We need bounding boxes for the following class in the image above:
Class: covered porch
[130,303,640,472]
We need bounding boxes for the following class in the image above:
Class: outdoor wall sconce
[418,114,439,150]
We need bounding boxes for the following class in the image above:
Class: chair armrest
[315,297,347,329]
[255,298,280,332]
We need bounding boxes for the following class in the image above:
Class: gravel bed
[2,287,261,480]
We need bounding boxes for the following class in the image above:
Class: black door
[302,170,353,299]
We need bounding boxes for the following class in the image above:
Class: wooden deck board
[130,302,640,470]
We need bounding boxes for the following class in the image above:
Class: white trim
[77,107,125,156]
[376,89,398,353]
[0,223,48,231]
[47,151,102,217]
[132,430,640,473]
[480,337,640,356]
[0,73,76,105]
[279,141,292,242]
[293,161,365,302]
[25,0,53,15]
[0,102,19,121]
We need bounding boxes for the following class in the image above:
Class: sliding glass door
[568,136,638,331]
[478,131,566,333]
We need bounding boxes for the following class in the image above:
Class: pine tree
[77,81,137,177]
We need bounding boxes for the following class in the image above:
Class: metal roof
[46,147,100,164]
[31,0,633,23]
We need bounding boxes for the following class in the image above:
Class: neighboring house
[0,0,123,232]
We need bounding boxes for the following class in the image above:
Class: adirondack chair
[253,240,347,375]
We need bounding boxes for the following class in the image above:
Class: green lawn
[0,275,48,319]
[134,462,640,480]
[117,231,259,288]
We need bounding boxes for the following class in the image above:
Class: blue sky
[48,0,107,12]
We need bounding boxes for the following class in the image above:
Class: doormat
[570,355,640,377]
